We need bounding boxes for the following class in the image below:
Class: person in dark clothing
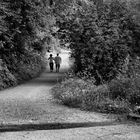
[48,54,54,72]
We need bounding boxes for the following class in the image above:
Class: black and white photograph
[0,0,140,139]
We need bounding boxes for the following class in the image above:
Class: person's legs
[55,64,58,72]
[55,64,60,72]
[49,63,52,72]
[57,64,60,72]
[49,63,54,72]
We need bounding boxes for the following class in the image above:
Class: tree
[0,0,54,74]
[54,0,139,84]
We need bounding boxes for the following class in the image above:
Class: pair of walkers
[48,53,62,72]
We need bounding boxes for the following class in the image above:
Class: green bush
[52,78,88,108]
[0,61,17,90]
[13,53,46,82]
[52,66,140,114]
[82,94,129,113]
[52,78,131,113]
[109,78,140,106]
[108,58,140,105]
[0,53,46,90]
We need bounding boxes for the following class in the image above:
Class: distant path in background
[0,49,139,140]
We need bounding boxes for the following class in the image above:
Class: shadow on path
[0,121,127,132]
[27,68,68,86]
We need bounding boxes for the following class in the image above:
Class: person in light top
[54,53,62,72]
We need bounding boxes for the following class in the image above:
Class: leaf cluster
[55,0,140,84]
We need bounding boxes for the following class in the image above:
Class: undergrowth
[52,58,140,114]
[52,78,131,114]
[0,53,46,90]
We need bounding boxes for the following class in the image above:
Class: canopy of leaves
[0,0,54,72]
[54,0,140,84]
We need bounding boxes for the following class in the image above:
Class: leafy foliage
[0,0,52,55]
[54,0,140,84]
[0,0,53,89]
[52,0,140,114]
[52,78,130,114]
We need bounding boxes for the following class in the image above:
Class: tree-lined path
[0,50,139,140]
[0,49,110,125]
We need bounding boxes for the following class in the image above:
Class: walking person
[48,54,54,72]
[54,53,62,72]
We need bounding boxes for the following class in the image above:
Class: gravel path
[0,50,139,140]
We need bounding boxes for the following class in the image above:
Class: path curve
[0,50,139,140]
[0,49,109,124]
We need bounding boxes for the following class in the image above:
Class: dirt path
[0,50,139,140]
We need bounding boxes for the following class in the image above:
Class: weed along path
[0,50,139,140]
